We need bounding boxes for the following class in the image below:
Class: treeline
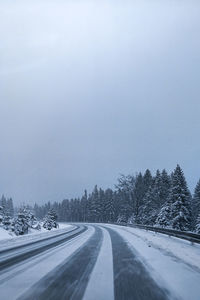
[0,195,14,218]
[33,165,200,233]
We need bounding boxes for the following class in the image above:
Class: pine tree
[0,205,4,224]
[116,188,133,223]
[143,169,153,194]
[139,170,163,225]
[43,209,58,230]
[195,214,200,234]
[156,197,172,228]
[88,185,99,222]
[14,209,29,235]
[155,170,172,227]
[26,209,37,228]
[113,191,121,222]
[133,173,145,221]
[170,165,191,231]
[192,180,200,229]
[104,188,114,222]
[115,174,135,221]
[7,198,14,217]
[80,190,88,222]
[0,195,7,210]
[3,215,11,230]
[160,169,171,203]
[138,184,155,225]
[136,169,153,224]
[98,188,105,222]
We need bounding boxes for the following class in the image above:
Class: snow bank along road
[0,224,200,300]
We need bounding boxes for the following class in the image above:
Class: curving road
[0,224,199,300]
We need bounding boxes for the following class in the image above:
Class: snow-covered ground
[0,223,200,300]
[121,226,200,270]
[0,223,73,251]
[0,227,13,240]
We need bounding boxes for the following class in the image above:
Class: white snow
[121,226,200,270]
[105,224,200,300]
[0,227,13,240]
[0,223,73,251]
[1,223,200,300]
[83,226,114,300]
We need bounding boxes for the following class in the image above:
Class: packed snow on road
[0,223,200,300]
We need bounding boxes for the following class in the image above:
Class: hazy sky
[0,0,200,205]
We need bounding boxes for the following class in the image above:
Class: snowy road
[0,224,200,300]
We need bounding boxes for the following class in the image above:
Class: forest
[32,164,200,233]
[1,164,200,234]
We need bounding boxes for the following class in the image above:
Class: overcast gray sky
[0,0,200,205]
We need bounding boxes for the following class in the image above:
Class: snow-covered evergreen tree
[0,205,4,225]
[143,169,153,194]
[160,169,172,202]
[192,179,200,229]
[133,173,145,221]
[14,209,29,235]
[88,185,100,222]
[3,214,11,230]
[155,170,172,228]
[156,197,172,228]
[195,214,200,234]
[104,188,114,223]
[80,190,88,222]
[138,184,156,225]
[97,188,104,222]
[139,170,163,225]
[0,195,7,210]
[43,209,58,230]
[7,198,14,217]
[115,174,135,222]
[135,169,153,224]
[170,165,191,231]
[26,209,37,228]
[0,196,14,229]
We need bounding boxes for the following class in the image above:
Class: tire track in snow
[0,226,94,300]
[0,225,86,272]
[82,226,114,300]
[0,226,92,285]
[18,226,103,300]
[106,227,170,300]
